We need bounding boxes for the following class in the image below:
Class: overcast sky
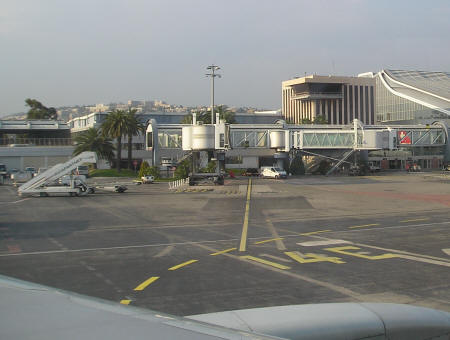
[1,0,449,116]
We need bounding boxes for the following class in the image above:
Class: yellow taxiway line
[400,218,429,223]
[299,230,332,236]
[239,179,252,252]
[348,223,380,229]
[134,276,160,291]
[210,248,237,256]
[120,299,131,305]
[254,237,284,245]
[168,259,198,271]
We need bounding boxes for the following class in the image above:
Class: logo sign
[398,130,411,145]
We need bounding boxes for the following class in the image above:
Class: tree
[124,108,145,169]
[174,159,190,179]
[299,118,312,124]
[317,160,331,175]
[313,115,328,124]
[215,105,236,124]
[181,105,236,124]
[25,98,57,119]
[289,153,305,175]
[73,128,115,167]
[138,161,150,178]
[101,110,128,172]
[138,161,160,179]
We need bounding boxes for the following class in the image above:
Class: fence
[0,138,73,147]
[168,178,189,190]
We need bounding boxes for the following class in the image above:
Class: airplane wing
[1,274,449,340]
[0,274,279,340]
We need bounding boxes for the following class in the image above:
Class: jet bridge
[146,120,448,169]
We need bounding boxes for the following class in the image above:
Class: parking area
[0,173,449,315]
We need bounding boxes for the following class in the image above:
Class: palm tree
[101,110,128,171]
[181,105,236,124]
[73,128,115,168]
[124,108,145,169]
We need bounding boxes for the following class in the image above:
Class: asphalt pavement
[1,173,449,315]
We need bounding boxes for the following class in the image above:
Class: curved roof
[385,70,450,100]
[378,69,450,115]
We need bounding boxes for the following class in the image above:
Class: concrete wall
[0,146,74,171]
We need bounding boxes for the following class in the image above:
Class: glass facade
[376,76,431,122]
[375,70,450,123]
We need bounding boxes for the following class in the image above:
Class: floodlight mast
[206,65,221,124]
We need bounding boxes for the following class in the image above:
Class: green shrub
[138,161,160,179]
[317,160,331,175]
[174,159,190,179]
[289,154,305,175]
[199,161,216,173]
[138,161,150,178]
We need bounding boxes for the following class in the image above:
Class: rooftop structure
[373,69,450,123]
[282,75,375,125]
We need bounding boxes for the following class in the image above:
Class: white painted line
[443,248,450,256]
[297,239,352,247]
[0,198,31,204]
[0,238,244,257]
[396,254,450,268]
[327,221,450,234]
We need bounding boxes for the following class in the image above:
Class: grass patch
[90,169,137,178]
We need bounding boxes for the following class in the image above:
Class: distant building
[282,75,375,125]
[370,69,450,124]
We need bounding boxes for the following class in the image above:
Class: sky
[1,0,450,116]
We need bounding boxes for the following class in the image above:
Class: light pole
[206,65,221,124]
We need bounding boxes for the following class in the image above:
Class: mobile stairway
[18,152,97,197]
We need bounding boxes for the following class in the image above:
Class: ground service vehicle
[368,162,381,172]
[76,165,89,177]
[141,175,154,184]
[349,165,361,176]
[260,166,287,179]
[0,164,7,178]
[243,168,259,176]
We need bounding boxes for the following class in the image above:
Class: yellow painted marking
[120,299,131,305]
[400,218,429,223]
[168,259,198,270]
[325,246,398,260]
[239,179,252,252]
[285,251,345,264]
[348,223,380,229]
[210,248,237,256]
[240,255,291,270]
[254,237,284,245]
[300,230,332,236]
[134,276,160,291]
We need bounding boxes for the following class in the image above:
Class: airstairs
[326,149,355,175]
[18,152,97,197]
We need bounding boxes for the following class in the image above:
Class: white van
[260,166,287,179]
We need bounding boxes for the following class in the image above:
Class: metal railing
[0,138,73,147]
[292,92,343,99]
[168,178,189,190]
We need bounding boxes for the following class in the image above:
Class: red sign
[133,160,138,166]
[398,131,411,144]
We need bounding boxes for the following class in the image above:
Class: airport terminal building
[282,75,376,125]
[372,69,450,125]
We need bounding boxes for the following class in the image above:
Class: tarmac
[0,172,449,316]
